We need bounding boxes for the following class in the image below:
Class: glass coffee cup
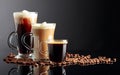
[8,10,38,59]
[32,22,56,61]
[47,40,68,62]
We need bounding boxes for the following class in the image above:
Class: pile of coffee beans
[3,52,117,67]
[65,53,116,66]
[3,53,35,65]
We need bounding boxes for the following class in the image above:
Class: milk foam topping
[32,22,56,29]
[13,10,38,24]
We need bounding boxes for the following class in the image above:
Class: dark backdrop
[0,0,120,72]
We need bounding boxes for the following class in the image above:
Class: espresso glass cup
[47,40,68,62]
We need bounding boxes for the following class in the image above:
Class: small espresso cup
[47,40,68,62]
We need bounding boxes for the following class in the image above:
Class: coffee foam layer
[32,23,56,29]
[48,40,68,44]
[13,10,38,24]
[14,10,37,18]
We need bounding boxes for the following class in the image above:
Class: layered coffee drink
[32,22,56,60]
[13,10,38,55]
[48,40,68,62]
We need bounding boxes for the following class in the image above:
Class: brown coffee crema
[47,40,68,44]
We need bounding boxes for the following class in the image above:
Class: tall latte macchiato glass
[32,22,56,61]
[8,10,38,59]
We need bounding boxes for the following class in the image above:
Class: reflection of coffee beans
[48,40,68,62]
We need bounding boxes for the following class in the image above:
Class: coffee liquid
[17,18,32,54]
[48,43,67,62]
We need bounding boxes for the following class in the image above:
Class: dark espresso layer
[17,18,33,54]
[48,43,67,62]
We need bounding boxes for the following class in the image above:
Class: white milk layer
[13,10,38,24]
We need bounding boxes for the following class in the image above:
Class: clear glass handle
[8,66,33,75]
[7,31,17,50]
[8,67,17,75]
[21,32,34,51]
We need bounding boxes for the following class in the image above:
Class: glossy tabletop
[1,61,120,75]
[1,51,120,75]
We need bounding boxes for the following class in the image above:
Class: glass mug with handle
[8,32,34,59]
[7,10,38,59]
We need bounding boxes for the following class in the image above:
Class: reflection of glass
[34,65,50,75]
[8,65,33,75]
[34,65,66,75]
[49,66,66,75]
[8,65,66,75]
[8,10,38,59]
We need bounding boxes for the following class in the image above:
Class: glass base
[15,53,34,59]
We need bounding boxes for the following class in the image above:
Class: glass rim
[32,23,56,29]
[33,23,56,25]
[48,39,68,44]
[13,10,38,15]
[13,10,38,13]
[13,11,38,15]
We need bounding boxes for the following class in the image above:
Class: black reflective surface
[1,50,120,75]
[8,65,67,75]
[1,58,120,75]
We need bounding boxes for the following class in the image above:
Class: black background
[0,0,120,74]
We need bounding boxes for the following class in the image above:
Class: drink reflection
[8,65,66,75]
[49,66,66,75]
[8,65,33,75]
[34,65,49,75]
